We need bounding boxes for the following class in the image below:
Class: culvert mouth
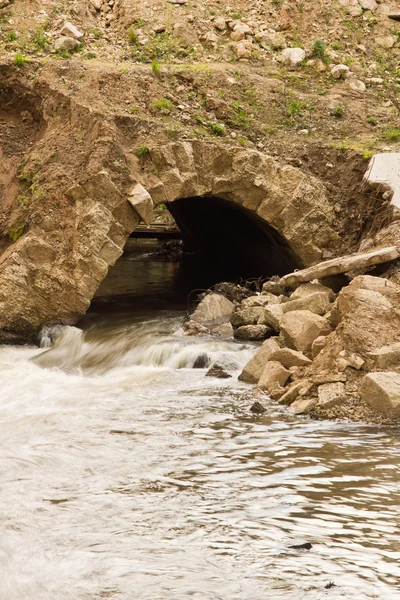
[166,195,304,284]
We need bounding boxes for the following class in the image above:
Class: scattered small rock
[288,542,313,550]
[250,401,266,414]
[280,47,306,66]
[60,22,84,40]
[206,365,232,379]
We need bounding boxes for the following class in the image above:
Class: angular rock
[206,365,232,379]
[368,343,400,369]
[234,324,271,341]
[280,47,305,66]
[60,22,84,40]
[90,0,102,10]
[330,64,350,79]
[212,322,234,338]
[258,304,284,331]
[239,338,281,384]
[234,40,252,59]
[242,293,280,308]
[389,11,400,21]
[375,35,396,50]
[128,183,154,225]
[183,319,209,336]
[258,361,291,393]
[289,398,317,415]
[317,382,347,408]
[269,348,312,368]
[280,310,331,353]
[358,0,377,11]
[311,335,327,359]
[262,279,284,296]
[291,282,335,301]
[360,372,400,417]
[191,294,235,329]
[280,247,400,289]
[250,401,266,414]
[193,353,210,368]
[214,17,227,31]
[279,380,312,405]
[231,307,264,328]
[54,37,79,52]
[282,291,332,316]
[348,79,366,93]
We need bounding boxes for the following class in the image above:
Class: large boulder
[258,304,284,330]
[360,372,400,417]
[280,310,331,353]
[234,324,272,341]
[258,361,291,393]
[191,294,235,329]
[317,382,346,408]
[368,343,400,369]
[231,307,264,328]
[239,338,281,384]
[282,291,332,316]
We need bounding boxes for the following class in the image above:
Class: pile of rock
[238,247,400,423]
[188,245,400,423]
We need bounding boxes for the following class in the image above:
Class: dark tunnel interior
[167,195,304,288]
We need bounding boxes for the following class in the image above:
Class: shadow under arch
[167,195,304,285]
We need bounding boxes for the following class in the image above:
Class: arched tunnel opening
[88,194,304,321]
[166,195,304,289]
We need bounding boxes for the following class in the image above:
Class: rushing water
[1,248,400,600]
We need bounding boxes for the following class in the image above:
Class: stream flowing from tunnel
[1,245,400,600]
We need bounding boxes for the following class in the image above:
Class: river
[1,243,399,600]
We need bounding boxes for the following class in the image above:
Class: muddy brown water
[1,245,400,599]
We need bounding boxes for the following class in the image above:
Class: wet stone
[205,365,232,379]
[250,401,266,414]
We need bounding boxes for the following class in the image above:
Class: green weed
[14,53,26,66]
[136,145,150,158]
[331,105,344,118]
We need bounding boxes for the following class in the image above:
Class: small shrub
[151,59,161,76]
[7,32,18,42]
[363,150,374,160]
[287,99,303,117]
[210,122,225,136]
[311,39,329,63]
[153,98,174,112]
[128,105,139,114]
[238,135,248,146]
[331,105,344,118]
[14,53,26,66]
[367,116,377,126]
[128,26,138,45]
[33,28,48,51]
[136,145,150,158]
[385,128,400,142]
[9,222,25,242]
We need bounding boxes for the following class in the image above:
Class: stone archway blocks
[128,183,154,225]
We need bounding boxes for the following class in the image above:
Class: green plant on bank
[9,222,25,243]
[14,53,26,66]
[151,59,161,76]
[367,116,377,125]
[238,135,248,146]
[331,105,344,118]
[17,195,29,208]
[18,169,33,187]
[130,32,196,62]
[136,145,150,158]
[33,27,48,51]
[230,101,254,129]
[55,49,72,59]
[331,42,342,51]
[7,32,18,42]
[128,26,138,45]
[91,28,102,39]
[210,122,225,136]
[385,127,400,142]
[128,105,139,114]
[363,149,374,160]
[311,38,329,63]
[286,99,303,117]
[153,97,174,113]
[155,203,166,211]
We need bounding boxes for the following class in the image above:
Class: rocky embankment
[186,246,400,424]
